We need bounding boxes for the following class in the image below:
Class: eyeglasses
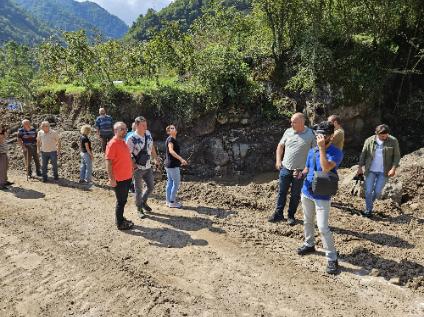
[169,127,176,130]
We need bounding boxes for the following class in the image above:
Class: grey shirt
[279,127,316,169]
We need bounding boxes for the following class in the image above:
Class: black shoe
[4,181,14,186]
[142,202,152,212]
[42,178,48,183]
[137,207,147,219]
[287,217,296,226]
[0,185,8,190]
[53,176,59,181]
[117,221,133,230]
[361,211,372,218]
[36,172,42,177]
[297,245,316,256]
[268,211,285,223]
[326,260,339,275]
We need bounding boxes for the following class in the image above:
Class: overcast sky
[77,0,173,25]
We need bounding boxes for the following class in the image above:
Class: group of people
[103,115,188,230]
[268,113,400,274]
[0,109,401,275]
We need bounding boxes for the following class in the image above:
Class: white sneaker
[169,202,182,208]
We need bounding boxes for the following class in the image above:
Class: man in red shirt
[105,122,134,230]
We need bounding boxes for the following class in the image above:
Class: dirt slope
[1,171,423,316]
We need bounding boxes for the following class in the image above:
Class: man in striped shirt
[17,119,41,178]
[95,108,114,152]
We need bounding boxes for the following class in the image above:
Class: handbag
[311,150,339,196]
[133,135,150,166]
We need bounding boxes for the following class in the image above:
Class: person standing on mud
[0,126,13,190]
[37,121,61,182]
[164,124,188,208]
[105,122,134,230]
[126,116,159,218]
[79,125,94,184]
[95,108,114,152]
[269,113,316,226]
[297,121,343,275]
[17,119,41,178]
[328,115,344,150]
[357,124,400,217]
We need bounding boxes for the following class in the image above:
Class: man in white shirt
[37,121,61,182]
[126,116,159,218]
[357,124,400,217]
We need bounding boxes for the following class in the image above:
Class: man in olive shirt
[269,113,316,225]
[328,115,344,150]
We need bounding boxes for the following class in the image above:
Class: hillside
[126,0,251,41]
[13,0,128,40]
[0,0,53,45]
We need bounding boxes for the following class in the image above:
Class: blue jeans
[365,171,387,212]
[41,151,58,180]
[80,152,92,182]
[166,167,181,203]
[275,167,304,217]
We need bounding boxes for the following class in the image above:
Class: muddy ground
[1,109,424,316]
[1,167,423,316]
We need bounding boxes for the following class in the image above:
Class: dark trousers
[0,153,8,186]
[41,151,58,180]
[101,135,113,152]
[275,167,304,218]
[113,178,132,225]
[23,144,41,176]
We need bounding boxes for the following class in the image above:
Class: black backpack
[132,135,150,166]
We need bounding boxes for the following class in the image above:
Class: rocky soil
[1,108,423,316]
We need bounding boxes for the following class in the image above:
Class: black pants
[113,178,132,225]
[101,135,113,152]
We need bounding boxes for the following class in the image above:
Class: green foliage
[14,0,128,40]
[0,0,53,45]
[126,0,252,41]
[0,41,37,101]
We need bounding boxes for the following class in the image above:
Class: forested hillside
[126,0,251,41]
[0,0,53,45]
[14,0,128,40]
[1,0,424,152]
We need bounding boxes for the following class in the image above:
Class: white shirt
[370,138,384,173]
[126,130,153,170]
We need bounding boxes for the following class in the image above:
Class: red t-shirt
[105,137,133,182]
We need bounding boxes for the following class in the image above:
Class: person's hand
[109,178,117,187]
[275,161,282,170]
[357,166,363,175]
[181,159,188,166]
[316,134,326,149]
[154,157,160,166]
[388,168,396,177]
[90,154,94,161]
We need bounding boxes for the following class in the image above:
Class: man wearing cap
[297,121,343,275]
[328,115,344,150]
[269,113,316,226]
[126,116,159,218]
[357,124,400,217]
[95,108,114,152]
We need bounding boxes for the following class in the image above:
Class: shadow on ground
[125,225,208,248]
[7,186,45,199]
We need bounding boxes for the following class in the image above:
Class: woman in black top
[164,125,187,208]
[79,125,94,184]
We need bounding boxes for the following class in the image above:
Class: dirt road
[1,172,423,316]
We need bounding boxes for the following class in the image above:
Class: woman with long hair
[164,124,187,208]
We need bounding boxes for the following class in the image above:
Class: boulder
[208,138,230,166]
[192,112,216,136]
